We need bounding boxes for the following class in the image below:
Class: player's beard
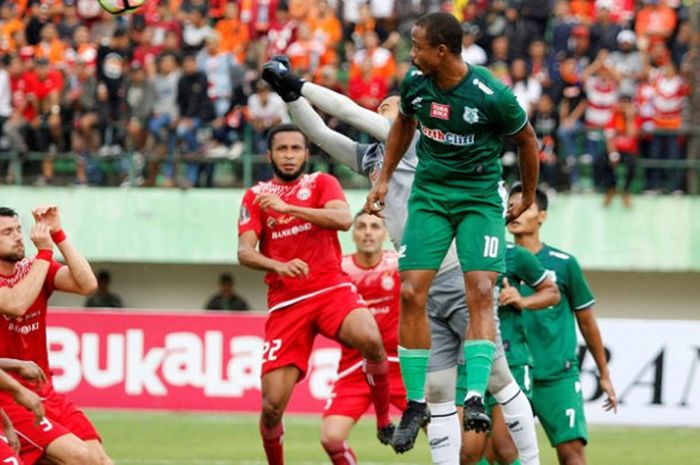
[271,160,307,182]
[0,248,25,263]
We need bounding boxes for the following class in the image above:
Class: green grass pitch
[90,410,698,464]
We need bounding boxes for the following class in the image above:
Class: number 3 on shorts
[262,339,282,363]
[483,236,499,258]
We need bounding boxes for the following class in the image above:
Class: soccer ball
[97,0,145,15]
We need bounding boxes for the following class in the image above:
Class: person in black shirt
[85,270,123,308]
[205,273,250,311]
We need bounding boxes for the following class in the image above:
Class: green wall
[3,187,698,271]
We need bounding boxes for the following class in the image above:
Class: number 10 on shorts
[483,236,499,258]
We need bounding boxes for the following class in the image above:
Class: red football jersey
[337,250,400,376]
[238,172,352,311]
[0,257,62,397]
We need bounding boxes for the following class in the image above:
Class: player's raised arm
[33,206,98,296]
[507,123,539,223]
[365,112,416,215]
[499,277,559,310]
[0,211,53,317]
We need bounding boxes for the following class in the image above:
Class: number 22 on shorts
[483,236,499,258]
[262,339,282,363]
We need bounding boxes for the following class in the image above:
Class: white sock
[426,401,461,465]
[493,382,540,465]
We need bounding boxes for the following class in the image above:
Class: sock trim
[431,410,458,418]
[398,346,431,357]
[501,388,523,406]
[464,339,497,348]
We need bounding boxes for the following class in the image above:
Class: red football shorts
[3,388,100,465]
[0,434,21,465]
[323,361,407,420]
[262,284,365,379]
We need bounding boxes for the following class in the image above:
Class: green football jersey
[497,244,548,368]
[399,64,527,193]
[522,244,596,381]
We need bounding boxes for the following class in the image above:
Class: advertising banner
[47,311,700,426]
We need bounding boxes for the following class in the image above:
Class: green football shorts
[399,183,506,273]
[532,375,589,447]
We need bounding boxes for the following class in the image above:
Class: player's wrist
[51,228,67,244]
[35,249,53,262]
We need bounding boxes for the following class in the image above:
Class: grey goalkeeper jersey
[356,133,461,275]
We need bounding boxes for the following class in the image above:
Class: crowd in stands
[0,0,695,196]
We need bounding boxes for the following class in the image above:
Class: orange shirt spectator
[569,0,595,23]
[0,4,24,53]
[635,1,677,42]
[314,0,342,49]
[216,2,250,62]
[287,23,326,73]
[349,31,396,86]
[34,24,66,67]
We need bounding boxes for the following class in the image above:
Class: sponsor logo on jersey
[430,102,451,120]
[239,205,251,225]
[472,78,494,95]
[266,217,277,229]
[271,222,312,240]
[463,106,480,124]
[296,187,311,201]
[421,125,475,146]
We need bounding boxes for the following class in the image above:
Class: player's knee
[493,442,518,465]
[61,443,90,465]
[261,396,286,425]
[469,278,494,305]
[92,452,114,465]
[399,281,427,310]
[556,440,586,465]
[320,430,347,450]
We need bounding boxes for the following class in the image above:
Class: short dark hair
[415,12,463,55]
[97,270,111,283]
[266,123,308,151]
[509,183,548,211]
[381,91,401,101]
[219,273,233,285]
[0,207,18,218]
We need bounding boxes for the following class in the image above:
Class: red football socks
[364,358,391,428]
[259,420,284,465]
[322,438,358,465]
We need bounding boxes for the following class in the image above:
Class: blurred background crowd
[0,0,698,197]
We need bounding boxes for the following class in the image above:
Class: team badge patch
[381,275,395,291]
[463,106,479,124]
[239,205,251,225]
[297,187,311,201]
[430,102,451,120]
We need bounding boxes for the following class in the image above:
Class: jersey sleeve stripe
[574,298,596,310]
[531,270,548,287]
[504,116,529,136]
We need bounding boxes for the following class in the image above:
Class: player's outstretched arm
[499,277,560,310]
[0,369,45,424]
[237,231,309,278]
[287,98,362,172]
[507,123,540,223]
[256,195,353,231]
[365,111,416,215]
[576,309,617,413]
[301,83,391,141]
[0,223,52,317]
[32,206,97,296]
[0,359,47,384]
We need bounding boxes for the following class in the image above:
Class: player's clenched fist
[31,205,61,232]
[364,181,388,217]
[274,258,309,278]
[30,223,53,251]
[255,194,290,214]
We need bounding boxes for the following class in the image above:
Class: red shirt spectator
[652,64,688,130]
[348,58,388,110]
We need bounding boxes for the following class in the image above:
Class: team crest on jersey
[296,187,311,201]
[267,217,277,229]
[381,275,395,291]
[430,102,451,120]
[239,206,251,225]
[463,106,479,124]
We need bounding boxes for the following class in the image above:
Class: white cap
[617,30,636,44]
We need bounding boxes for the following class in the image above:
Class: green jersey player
[507,185,617,465]
[365,12,540,450]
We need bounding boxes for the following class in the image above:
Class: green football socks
[463,340,496,400]
[476,457,491,465]
[398,346,431,402]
